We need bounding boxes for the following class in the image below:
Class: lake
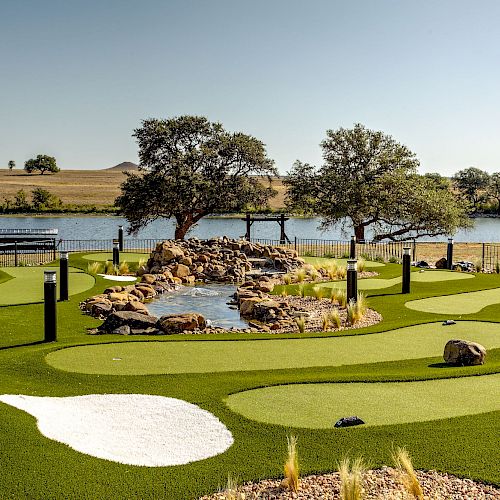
[0,215,499,242]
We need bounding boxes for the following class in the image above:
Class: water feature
[147,284,249,330]
[1,215,499,242]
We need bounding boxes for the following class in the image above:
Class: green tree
[13,190,29,209]
[488,172,500,215]
[24,154,59,175]
[8,160,15,170]
[285,124,471,241]
[116,116,277,239]
[31,188,62,211]
[452,167,490,212]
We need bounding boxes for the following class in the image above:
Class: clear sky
[1,0,499,175]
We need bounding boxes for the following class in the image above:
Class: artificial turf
[406,287,500,314]
[45,321,500,375]
[303,256,385,267]
[225,373,500,428]
[0,266,95,306]
[0,253,499,498]
[82,252,149,262]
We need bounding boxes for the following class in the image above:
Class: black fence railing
[0,240,56,267]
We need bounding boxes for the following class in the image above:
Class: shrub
[118,261,129,275]
[283,274,292,285]
[295,316,306,334]
[392,447,423,499]
[338,456,365,500]
[388,255,399,264]
[138,257,148,268]
[222,475,244,500]
[357,258,366,272]
[321,313,330,331]
[87,261,102,275]
[308,268,319,281]
[311,285,324,300]
[104,260,117,275]
[336,265,347,280]
[295,268,307,282]
[328,308,341,329]
[282,435,300,493]
[347,293,368,325]
[474,259,482,273]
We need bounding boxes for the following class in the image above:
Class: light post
[59,251,69,301]
[346,259,358,303]
[446,238,454,270]
[118,225,124,251]
[402,246,411,294]
[112,240,120,267]
[350,235,356,259]
[44,271,57,342]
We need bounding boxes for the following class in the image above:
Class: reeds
[357,258,366,272]
[328,308,342,329]
[330,288,348,308]
[346,293,368,325]
[282,435,300,493]
[392,447,423,499]
[222,475,244,500]
[311,285,324,300]
[295,267,307,282]
[338,456,365,500]
[104,260,117,275]
[118,261,129,275]
[283,274,292,285]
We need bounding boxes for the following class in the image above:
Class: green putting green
[406,287,500,315]
[45,321,500,375]
[82,252,149,262]
[224,374,500,428]
[320,270,474,291]
[303,256,385,268]
[0,267,95,306]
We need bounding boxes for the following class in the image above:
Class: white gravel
[0,394,233,466]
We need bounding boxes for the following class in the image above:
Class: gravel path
[200,468,500,499]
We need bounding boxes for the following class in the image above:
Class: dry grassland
[0,170,287,209]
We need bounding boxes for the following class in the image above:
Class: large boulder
[99,311,158,333]
[161,245,184,262]
[158,313,206,334]
[172,263,190,278]
[435,257,448,269]
[240,297,262,316]
[443,339,486,366]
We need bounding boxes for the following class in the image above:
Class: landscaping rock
[158,313,206,334]
[435,257,448,269]
[443,339,486,366]
[99,311,158,333]
[334,416,365,428]
[112,325,131,335]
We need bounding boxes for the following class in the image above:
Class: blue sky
[1,0,499,175]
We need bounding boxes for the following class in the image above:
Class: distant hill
[106,161,139,171]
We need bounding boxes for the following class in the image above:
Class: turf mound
[0,266,94,306]
[0,394,233,466]
[45,321,500,375]
[224,374,500,428]
[406,287,500,314]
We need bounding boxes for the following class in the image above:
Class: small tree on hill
[488,172,500,215]
[116,116,277,239]
[8,160,15,170]
[24,154,59,175]
[31,188,63,211]
[285,124,471,241]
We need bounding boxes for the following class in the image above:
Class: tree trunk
[354,224,365,241]
[174,224,190,240]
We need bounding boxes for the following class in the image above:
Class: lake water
[0,215,499,242]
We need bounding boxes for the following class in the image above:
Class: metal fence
[56,238,163,254]
[0,240,57,267]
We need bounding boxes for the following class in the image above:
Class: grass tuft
[283,274,292,285]
[328,308,342,329]
[87,261,102,275]
[392,447,423,499]
[104,260,117,275]
[282,435,300,493]
[118,261,129,275]
[295,268,307,282]
[357,258,366,272]
[295,316,306,334]
[311,285,324,300]
[339,456,365,500]
[222,474,245,500]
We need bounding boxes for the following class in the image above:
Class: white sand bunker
[98,274,137,282]
[0,394,233,466]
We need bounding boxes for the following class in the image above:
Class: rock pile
[144,237,303,283]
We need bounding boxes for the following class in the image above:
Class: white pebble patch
[98,274,137,281]
[0,394,233,466]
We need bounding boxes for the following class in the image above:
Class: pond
[147,284,249,330]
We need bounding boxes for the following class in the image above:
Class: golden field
[0,170,287,209]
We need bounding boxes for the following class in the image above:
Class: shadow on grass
[0,340,47,351]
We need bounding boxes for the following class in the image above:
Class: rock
[172,263,190,278]
[240,297,262,316]
[443,339,486,366]
[129,288,145,301]
[257,281,274,293]
[180,256,193,266]
[141,274,156,284]
[99,311,158,333]
[103,285,123,293]
[123,301,150,315]
[435,257,448,269]
[112,325,131,335]
[91,300,113,317]
[415,261,429,268]
[334,416,365,428]
[158,313,206,334]
[161,245,184,261]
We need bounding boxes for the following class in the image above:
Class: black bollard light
[446,237,454,270]
[118,225,124,251]
[346,259,358,304]
[59,251,69,301]
[44,271,57,342]
[350,235,356,259]
[402,246,411,294]
[112,240,120,267]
